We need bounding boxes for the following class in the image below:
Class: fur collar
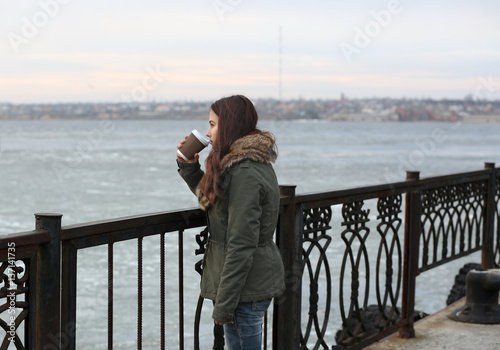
[220,131,277,172]
[196,131,277,210]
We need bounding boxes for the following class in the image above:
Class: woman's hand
[176,136,200,163]
[215,320,225,326]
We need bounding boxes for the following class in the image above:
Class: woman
[176,95,285,349]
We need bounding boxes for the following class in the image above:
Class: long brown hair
[199,95,259,205]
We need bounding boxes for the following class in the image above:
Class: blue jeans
[223,299,272,350]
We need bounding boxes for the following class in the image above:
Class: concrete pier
[366,297,500,350]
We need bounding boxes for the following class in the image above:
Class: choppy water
[1,119,498,348]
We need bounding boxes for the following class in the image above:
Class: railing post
[482,162,496,269]
[274,185,301,350]
[35,213,62,349]
[399,172,421,338]
[61,240,77,350]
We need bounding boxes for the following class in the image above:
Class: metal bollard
[449,269,500,324]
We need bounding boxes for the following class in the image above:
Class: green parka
[177,131,285,323]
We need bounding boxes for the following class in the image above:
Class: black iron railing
[0,163,498,350]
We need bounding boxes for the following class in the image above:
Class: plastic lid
[192,129,209,146]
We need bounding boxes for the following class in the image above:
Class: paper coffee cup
[177,129,209,161]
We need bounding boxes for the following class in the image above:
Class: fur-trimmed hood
[220,131,277,172]
[196,131,277,209]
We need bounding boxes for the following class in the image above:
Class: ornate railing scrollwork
[300,206,332,349]
[336,200,371,347]
[420,181,486,270]
[0,259,29,348]
[375,195,402,330]
[335,195,403,348]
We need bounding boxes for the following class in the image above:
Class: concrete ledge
[366,297,500,350]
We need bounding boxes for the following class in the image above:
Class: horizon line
[2,96,500,105]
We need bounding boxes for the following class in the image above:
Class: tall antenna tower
[279,25,283,116]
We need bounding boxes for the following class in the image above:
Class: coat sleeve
[177,159,204,195]
[212,162,263,323]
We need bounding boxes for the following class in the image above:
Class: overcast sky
[1,0,500,103]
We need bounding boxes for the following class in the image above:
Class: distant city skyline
[1,1,500,103]
[3,97,499,124]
